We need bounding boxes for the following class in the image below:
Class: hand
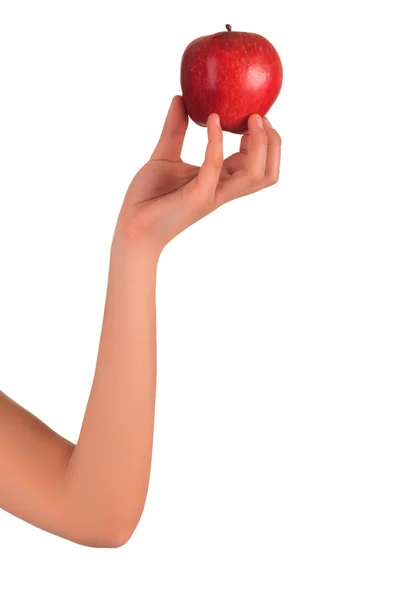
[113,95,281,254]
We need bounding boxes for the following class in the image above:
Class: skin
[0,96,281,548]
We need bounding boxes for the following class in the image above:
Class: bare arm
[0,97,281,548]
[63,239,159,546]
[0,240,159,548]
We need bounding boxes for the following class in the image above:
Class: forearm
[63,236,160,546]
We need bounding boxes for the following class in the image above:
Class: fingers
[151,96,188,161]
[245,114,269,181]
[216,115,281,205]
[263,120,281,185]
[196,113,224,195]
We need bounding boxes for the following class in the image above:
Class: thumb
[151,96,188,161]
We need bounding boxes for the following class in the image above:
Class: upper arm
[0,389,75,540]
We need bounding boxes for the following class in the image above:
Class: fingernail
[215,114,220,127]
[264,116,272,128]
[256,115,263,128]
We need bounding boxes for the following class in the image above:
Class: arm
[0,97,281,548]
[64,238,159,547]
[0,238,159,548]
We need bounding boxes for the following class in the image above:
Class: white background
[0,0,399,598]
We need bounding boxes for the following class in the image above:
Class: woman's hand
[114,95,281,254]
[0,96,282,549]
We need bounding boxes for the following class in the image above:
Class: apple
[180,24,283,134]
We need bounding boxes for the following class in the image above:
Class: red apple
[180,24,283,134]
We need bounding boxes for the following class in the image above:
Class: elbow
[84,523,135,549]
[100,525,136,549]
[93,516,141,549]
[64,486,148,548]
[87,508,145,549]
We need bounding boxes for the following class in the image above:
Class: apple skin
[180,25,283,134]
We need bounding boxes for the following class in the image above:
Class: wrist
[110,230,162,270]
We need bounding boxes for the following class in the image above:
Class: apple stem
[225,24,232,32]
